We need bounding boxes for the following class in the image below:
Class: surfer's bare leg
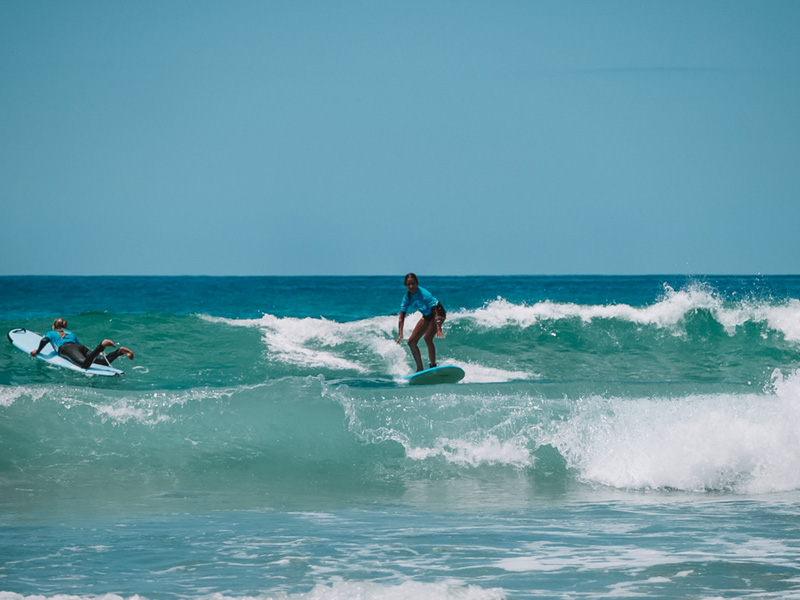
[423,320,438,368]
[407,318,428,372]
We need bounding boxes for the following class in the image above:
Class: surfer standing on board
[396,273,447,372]
[31,318,135,369]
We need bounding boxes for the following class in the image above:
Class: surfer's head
[404,273,419,295]
[53,318,67,330]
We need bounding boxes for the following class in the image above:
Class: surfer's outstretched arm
[30,337,49,357]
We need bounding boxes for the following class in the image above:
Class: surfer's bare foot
[101,339,116,348]
[119,347,134,360]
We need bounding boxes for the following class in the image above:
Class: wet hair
[53,318,68,329]
[404,273,418,285]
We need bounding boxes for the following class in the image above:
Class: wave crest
[544,374,800,494]
[462,283,800,341]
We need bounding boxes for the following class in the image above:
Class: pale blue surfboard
[404,365,465,385]
[7,328,124,377]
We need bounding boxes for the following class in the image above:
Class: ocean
[1,275,800,600]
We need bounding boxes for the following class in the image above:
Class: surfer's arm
[31,337,49,357]
[397,312,406,343]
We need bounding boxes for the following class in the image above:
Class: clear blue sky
[2,1,799,275]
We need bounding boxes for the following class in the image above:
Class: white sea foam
[25,385,258,426]
[0,595,147,600]
[544,370,800,493]
[86,385,267,425]
[446,360,535,384]
[496,544,681,572]
[460,284,800,342]
[734,298,800,342]
[0,385,48,407]
[0,582,509,600]
[202,313,535,381]
[201,314,401,374]
[215,582,506,600]
[462,285,719,330]
[405,434,532,468]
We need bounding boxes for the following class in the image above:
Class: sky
[1,1,799,276]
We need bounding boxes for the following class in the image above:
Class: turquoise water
[2,276,800,599]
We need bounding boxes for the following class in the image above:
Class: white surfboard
[7,328,124,377]
[403,365,465,385]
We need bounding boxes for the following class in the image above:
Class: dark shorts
[423,303,446,322]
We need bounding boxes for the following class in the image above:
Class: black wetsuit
[58,342,125,369]
[35,336,124,369]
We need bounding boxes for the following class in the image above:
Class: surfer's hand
[435,330,445,339]
[396,334,404,344]
[30,350,38,357]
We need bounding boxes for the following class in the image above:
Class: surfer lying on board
[31,318,135,369]
[396,273,446,372]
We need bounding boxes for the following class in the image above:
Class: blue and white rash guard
[400,286,438,316]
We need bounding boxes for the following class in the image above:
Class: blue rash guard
[45,329,80,349]
[400,286,438,317]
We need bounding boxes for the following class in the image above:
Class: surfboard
[404,365,465,385]
[7,328,124,377]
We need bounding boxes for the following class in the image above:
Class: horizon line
[1,273,797,278]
